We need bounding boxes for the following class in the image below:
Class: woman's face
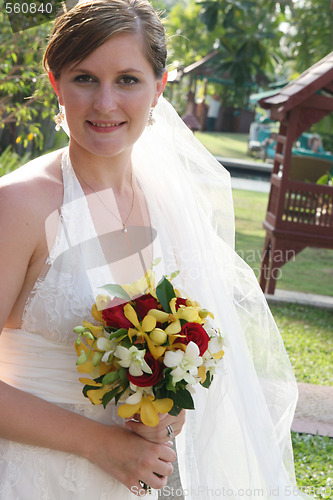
[54,32,164,160]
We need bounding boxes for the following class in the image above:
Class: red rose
[178,322,209,356]
[175,297,187,310]
[134,294,159,321]
[127,353,163,387]
[102,297,132,329]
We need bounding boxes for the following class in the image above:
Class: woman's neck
[68,141,133,196]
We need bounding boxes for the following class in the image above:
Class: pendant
[122,224,128,233]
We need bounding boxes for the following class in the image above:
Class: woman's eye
[119,75,139,85]
[74,74,95,83]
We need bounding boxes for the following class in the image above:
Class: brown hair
[43,0,167,79]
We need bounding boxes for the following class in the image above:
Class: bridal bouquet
[74,267,224,426]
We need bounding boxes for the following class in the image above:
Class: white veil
[132,97,310,500]
[60,96,310,499]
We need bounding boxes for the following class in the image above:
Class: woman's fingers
[88,424,176,494]
[125,409,186,443]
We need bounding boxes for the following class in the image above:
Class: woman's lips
[86,120,126,133]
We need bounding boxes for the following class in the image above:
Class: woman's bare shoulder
[0,148,65,217]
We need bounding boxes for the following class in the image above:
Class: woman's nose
[93,85,118,113]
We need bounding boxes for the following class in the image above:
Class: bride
[0,1,312,499]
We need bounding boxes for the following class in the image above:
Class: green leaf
[100,284,131,301]
[170,388,195,410]
[152,257,162,267]
[156,276,176,313]
[166,379,177,392]
[168,404,182,416]
[316,174,331,185]
[121,337,133,349]
[201,373,214,388]
[109,328,128,340]
[82,383,101,398]
[118,367,128,383]
[102,386,122,408]
[102,371,120,386]
[115,385,128,405]
[169,270,180,280]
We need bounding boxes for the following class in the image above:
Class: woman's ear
[152,71,168,106]
[48,72,63,105]
[161,71,168,93]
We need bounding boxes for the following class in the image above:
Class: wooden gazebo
[259,52,333,294]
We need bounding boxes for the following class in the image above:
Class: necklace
[75,169,135,233]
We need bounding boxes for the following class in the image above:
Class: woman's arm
[0,380,175,491]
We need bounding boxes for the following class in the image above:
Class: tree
[286,0,333,73]
[165,0,289,109]
[0,9,58,156]
[166,0,219,68]
[198,0,287,86]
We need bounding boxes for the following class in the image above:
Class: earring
[147,108,155,128]
[54,104,65,131]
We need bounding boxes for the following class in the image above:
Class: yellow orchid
[79,378,111,405]
[174,291,214,321]
[148,297,201,336]
[122,269,157,299]
[91,303,105,323]
[74,322,107,375]
[198,348,224,384]
[123,303,167,359]
[75,340,109,376]
[82,321,104,339]
[118,393,173,427]
[198,365,207,384]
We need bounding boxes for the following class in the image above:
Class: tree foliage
[165,0,289,108]
[0,8,57,156]
[166,1,219,67]
[198,0,288,86]
[287,0,333,73]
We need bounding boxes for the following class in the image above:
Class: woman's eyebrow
[70,66,144,75]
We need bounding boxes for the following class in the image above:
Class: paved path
[293,383,333,438]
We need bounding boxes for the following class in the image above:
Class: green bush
[0,145,31,176]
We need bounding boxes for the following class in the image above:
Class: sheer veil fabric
[131,97,311,500]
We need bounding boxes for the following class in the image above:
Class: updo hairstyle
[43,0,167,79]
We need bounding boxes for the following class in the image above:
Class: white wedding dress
[0,149,161,500]
[0,97,311,500]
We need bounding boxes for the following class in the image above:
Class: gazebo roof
[259,51,333,114]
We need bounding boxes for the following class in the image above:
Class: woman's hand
[86,423,176,495]
[124,409,186,444]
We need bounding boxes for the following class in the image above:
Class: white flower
[207,335,224,355]
[202,331,224,376]
[97,335,117,364]
[125,383,154,405]
[164,341,203,385]
[115,345,152,376]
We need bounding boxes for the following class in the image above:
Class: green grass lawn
[292,433,333,499]
[195,131,250,159]
[231,187,332,498]
[269,303,332,498]
[233,189,333,297]
[271,303,333,386]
